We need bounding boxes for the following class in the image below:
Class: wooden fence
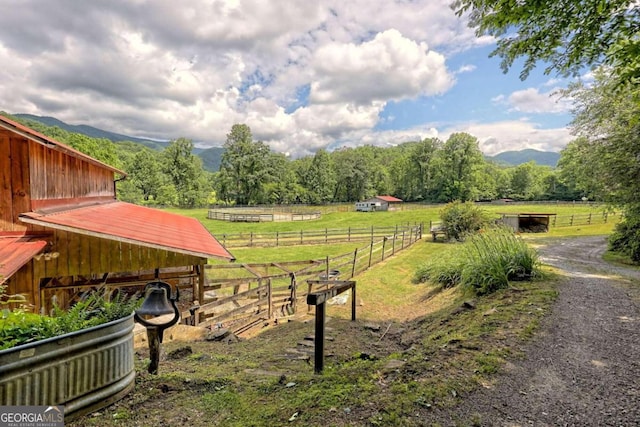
[215,224,421,248]
[550,212,616,227]
[208,210,321,222]
[188,224,423,333]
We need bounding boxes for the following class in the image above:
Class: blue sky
[0,0,581,157]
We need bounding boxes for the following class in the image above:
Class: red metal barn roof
[0,115,125,175]
[20,202,234,261]
[0,235,48,284]
[375,195,403,202]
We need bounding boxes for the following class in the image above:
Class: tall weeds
[415,227,540,295]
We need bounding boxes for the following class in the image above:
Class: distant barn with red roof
[355,195,403,212]
[0,115,234,315]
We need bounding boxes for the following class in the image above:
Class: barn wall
[28,140,116,210]
[39,229,202,278]
[0,130,31,232]
[7,230,205,311]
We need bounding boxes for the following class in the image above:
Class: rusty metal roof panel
[0,235,48,283]
[20,202,234,261]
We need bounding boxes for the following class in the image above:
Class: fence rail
[551,212,616,227]
[215,224,421,248]
[188,224,423,332]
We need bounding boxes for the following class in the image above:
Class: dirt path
[432,236,640,426]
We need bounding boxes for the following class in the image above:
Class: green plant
[609,205,640,263]
[0,287,140,351]
[439,201,491,241]
[416,227,541,295]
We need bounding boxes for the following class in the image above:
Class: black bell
[136,283,174,317]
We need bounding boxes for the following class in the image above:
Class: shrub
[439,200,490,241]
[415,227,541,295]
[608,206,640,263]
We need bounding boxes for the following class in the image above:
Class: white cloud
[493,87,572,114]
[455,64,477,74]
[309,29,453,105]
[442,120,572,155]
[0,0,576,158]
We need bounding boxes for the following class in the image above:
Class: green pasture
[169,203,617,265]
[168,202,612,236]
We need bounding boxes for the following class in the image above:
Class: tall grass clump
[415,227,540,295]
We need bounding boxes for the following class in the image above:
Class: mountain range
[487,149,560,167]
[13,114,561,170]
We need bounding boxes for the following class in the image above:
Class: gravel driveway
[433,236,640,426]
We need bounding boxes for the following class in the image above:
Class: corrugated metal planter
[0,313,135,420]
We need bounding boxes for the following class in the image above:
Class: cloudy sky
[0,0,580,157]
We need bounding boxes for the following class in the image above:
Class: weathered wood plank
[0,132,14,231]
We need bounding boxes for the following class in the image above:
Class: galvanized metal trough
[0,313,135,420]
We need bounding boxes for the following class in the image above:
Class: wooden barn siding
[28,140,116,203]
[43,229,202,278]
[6,229,204,308]
[0,130,31,232]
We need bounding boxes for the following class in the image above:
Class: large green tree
[299,149,336,204]
[437,132,485,202]
[331,147,373,202]
[162,138,208,208]
[217,124,272,205]
[566,70,640,259]
[453,0,640,84]
[567,71,640,205]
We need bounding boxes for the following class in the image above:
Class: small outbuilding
[499,213,556,233]
[355,195,403,212]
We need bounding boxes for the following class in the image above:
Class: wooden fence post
[401,231,406,249]
[250,232,253,246]
[368,240,374,268]
[348,227,351,242]
[276,231,279,247]
[588,213,592,224]
[392,232,396,255]
[300,230,304,244]
[268,279,273,319]
[351,248,358,278]
[382,237,387,261]
[290,273,297,313]
[325,228,328,243]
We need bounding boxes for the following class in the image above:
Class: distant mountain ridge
[12,114,559,170]
[14,113,171,151]
[12,113,224,171]
[488,149,560,167]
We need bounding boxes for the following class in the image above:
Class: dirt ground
[430,236,640,426]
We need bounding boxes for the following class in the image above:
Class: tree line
[7,115,591,208]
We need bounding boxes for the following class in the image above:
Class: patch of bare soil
[429,236,640,426]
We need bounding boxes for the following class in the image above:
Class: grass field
[166,202,612,236]
[166,203,617,265]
